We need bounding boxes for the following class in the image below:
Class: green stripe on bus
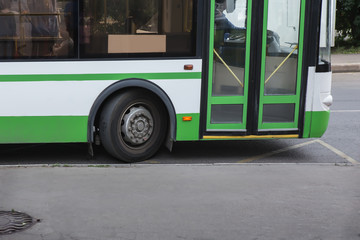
[0,116,88,143]
[0,72,202,82]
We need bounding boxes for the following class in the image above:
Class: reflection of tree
[130,0,159,31]
[86,0,158,34]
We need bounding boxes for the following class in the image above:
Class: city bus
[0,0,333,162]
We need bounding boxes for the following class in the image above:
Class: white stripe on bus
[0,59,202,75]
[0,79,202,116]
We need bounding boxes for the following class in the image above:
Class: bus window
[263,103,295,123]
[0,1,17,58]
[257,0,303,127]
[264,0,301,96]
[317,0,331,72]
[80,0,196,58]
[0,0,77,59]
[212,0,247,97]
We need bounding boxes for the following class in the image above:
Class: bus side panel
[152,79,202,141]
[304,111,330,138]
[0,60,202,144]
[0,80,115,144]
[303,67,332,138]
[0,116,88,143]
[176,113,200,141]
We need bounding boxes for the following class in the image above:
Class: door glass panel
[211,104,244,124]
[213,0,247,96]
[264,0,301,95]
[318,0,331,66]
[263,104,295,123]
[207,0,250,131]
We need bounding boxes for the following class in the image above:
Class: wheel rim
[120,105,154,146]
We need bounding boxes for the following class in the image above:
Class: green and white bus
[0,0,333,162]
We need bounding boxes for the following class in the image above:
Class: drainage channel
[0,211,38,235]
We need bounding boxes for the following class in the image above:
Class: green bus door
[206,0,305,136]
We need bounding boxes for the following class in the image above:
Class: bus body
[0,0,333,162]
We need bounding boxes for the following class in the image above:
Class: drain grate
[0,211,36,235]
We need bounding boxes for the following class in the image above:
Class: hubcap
[121,106,154,145]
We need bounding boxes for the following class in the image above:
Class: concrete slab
[332,54,360,73]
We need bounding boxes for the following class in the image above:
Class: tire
[99,89,168,162]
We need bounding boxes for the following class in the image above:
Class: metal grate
[0,211,36,235]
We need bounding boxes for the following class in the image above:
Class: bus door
[205,0,305,136]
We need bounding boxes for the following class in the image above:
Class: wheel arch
[88,79,177,145]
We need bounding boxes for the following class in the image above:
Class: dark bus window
[317,0,331,72]
[0,0,77,59]
[80,0,197,58]
[0,1,17,59]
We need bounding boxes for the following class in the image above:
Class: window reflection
[0,0,76,59]
[0,0,196,59]
[264,0,301,95]
[212,0,247,96]
[263,104,295,123]
[81,0,196,58]
[211,104,244,124]
[318,0,331,69]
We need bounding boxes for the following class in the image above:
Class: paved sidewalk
[0,164,359,240]
[332,54,360,73]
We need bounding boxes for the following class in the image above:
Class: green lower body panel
[303,111,330,138]
[176,113,200,141]
[0,116,88,143]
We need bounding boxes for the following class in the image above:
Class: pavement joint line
[236,140,319,163]
[315,140,359,165]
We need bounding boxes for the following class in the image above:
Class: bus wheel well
[88,79,176,148]
[98,88,168,162]
[93,87,168,137]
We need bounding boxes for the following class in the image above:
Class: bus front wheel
[99,89,168,162]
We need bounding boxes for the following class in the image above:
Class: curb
[332,63,360,73]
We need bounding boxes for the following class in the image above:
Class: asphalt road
[0,164,359,240]
[0,73,359,240]
[0,72,359,165]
